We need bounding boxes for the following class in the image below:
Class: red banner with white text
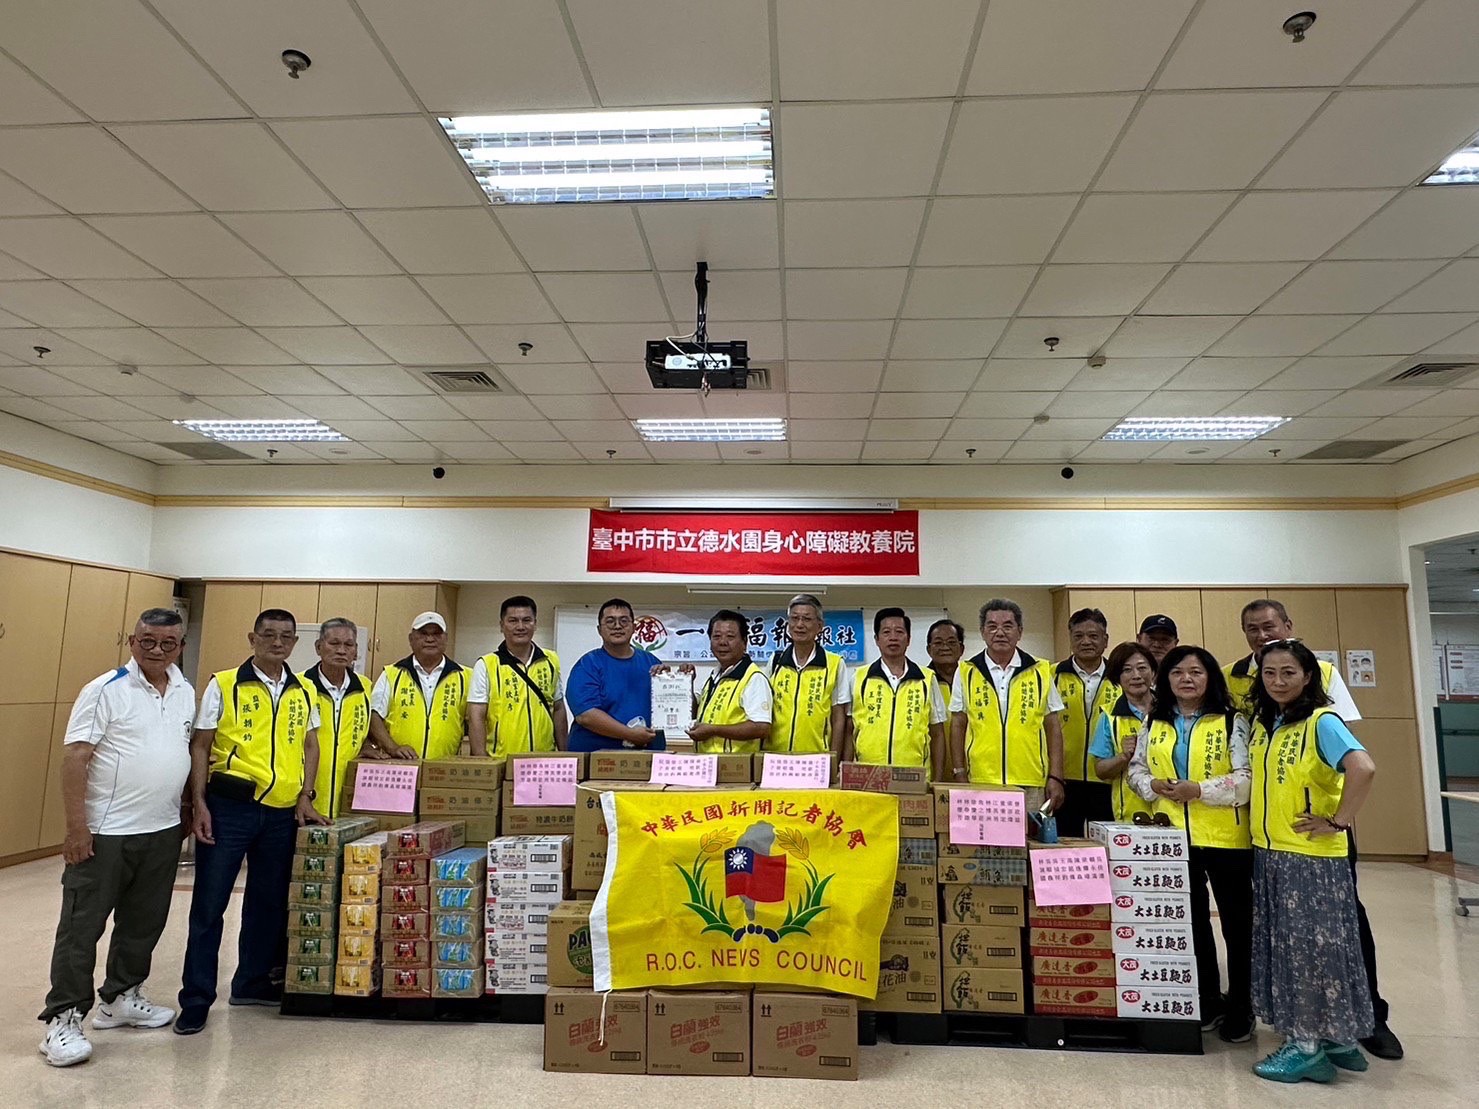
[586,510,920,576]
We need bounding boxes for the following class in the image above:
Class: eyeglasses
[601,617,633,629]
[253,632,297,643]
[134,637,181,653]
[1132,812,1173,827]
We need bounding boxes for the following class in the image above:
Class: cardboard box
[587,750,655,780]
[546,901,594,988]
[487,872,568,903]
[296,814,378,854]
[937,855,1028,887]
[434,940,481,968]
[1029,925,1115,958]
[544,988,647,1074]
[381,938,431,967]
[487,963,550,994]
[433,967,483,998]
[931,782,1025,829]
[646,991,750,1076]
[1118,985,1200,1021]
[387,821,466,858]
[937,838,1028,861]
[486,932,550,963]
[861,935,941,1014]
[941,884,1024,926]
[382,856,429,884]
[755,752,838,785]
[1031,954,1118,988]
[1110,920,1195,955]
[460,815,501,844]
[285,908,334,936]
[286,934,334,965]
[941,925,1023,969]
[1028,900,1111,925]
[500,805,576,836]
[486,835,572,873]
[1087,821,1188,862]
[898,836,938,867]
[381,910,430,939]
[337,933,377,964]
[486,903,554,932]
[897,793,934,839]
[432,885,482,912]
[339,903,378,936]
[752,992,858,1081]
[384,883,430,911]
[1115,953,1198,988]
[284,961,334,994]
[346,811,418,835]
[431,846,488,887]
[342,832,388,873]
[419,756,505,792]
[1108,859,1191,894]
[507,751,587,781]
[418,787,502,817]
[430,911,481,941]
[884,865,940,934]
[291,853,339,881]
[1111,891,1192,924]
[944,968,1025,1014]
[383,965,433,997]
[287,880,335,909]
[573,780,666,890]
[340,871,380,905]
[334,963,379,997]
[839,761,929,794]
[1032,983,1116,1017]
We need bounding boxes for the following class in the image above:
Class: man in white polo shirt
[38,608,194,1067]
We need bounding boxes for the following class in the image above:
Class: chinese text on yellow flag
[592,790,899,999]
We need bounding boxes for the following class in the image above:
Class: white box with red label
[1110,891,1192,925]
[1109,920,1194,955]
[1114,953,1198,989]
[1107,859,1190,895]
[1116,985,1199,1021]
[1087,822,1188,862]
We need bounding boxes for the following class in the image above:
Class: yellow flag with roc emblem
[592,789,899,999]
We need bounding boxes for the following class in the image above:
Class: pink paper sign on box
[512,757,579,806]
[948,789,1027,847]
[1030,845,1113,907]
[759,754,832,791]
[649,752,719,787]
[353,762,419,814]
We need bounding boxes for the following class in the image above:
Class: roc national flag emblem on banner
[591,790,899,999]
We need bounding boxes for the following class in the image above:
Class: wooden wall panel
[1053,589,1137,659]
[0,553,72,705]
[1270,588,1340,656]
[0,703,54,855]
[38,702,68,850]
[371,584,438,675]
[1200,588,1263,669]
[1134,589,1203,648]
[1350,717,1427,856]
[1335,588,1415,721]
[259,582,320,625]
[317,583,380,634]
[55,565,129,701]
[119,574,179,664]
[194,582,262,686]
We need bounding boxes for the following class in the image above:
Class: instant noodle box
[486,835,572,873]
[896,793,934,839]
[384,883,430,911]
[1110,920,1195,955]
[646,990,751,1077]
[937,855,1028,887]
[1118,985,1200,1021]
[381,910,430,939]
[839,761,929,794]
[485,933,550,964]
[500,803,577,836]
[334,963,379,998]
[930,782,1025,829]
[884,865,939,935]
[1116,952,1198,988]
[434,940,481,969]
[752,992,858,1081]
[755,752,837,785]
[287,881,332,909]
[546,901,594,988]
[387,820,466,858]
[487,962,549,994]
[944,968,1025,1014]
[1033,983,1116,1017]
[1107,859,1191,894]
[860,935,942,1014]
[460,816,500,844]
[431,912,481,941]
[1029,925,1115,958]
[384,965,433,997]
[419,756,505,791]
[586,750,656,780]
[544,988,647,1074]
[942,925,1023,969]
[486,872,568,903]
[898,836,937,868]
[432,885,482,912]
[1087,821,1188,862]
[486,904,554,932]
[941,884,1024,926]
[1031,954,1118,988]
[1110,891,1192,924]
[507,751,587,780]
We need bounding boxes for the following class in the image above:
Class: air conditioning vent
[747,367,772,391]
[154,441,255,461]
[1383,361,1479,387]
[1298,439,1410,461]
[423,369,502,393]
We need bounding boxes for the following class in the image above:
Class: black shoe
[1359,1020,1404,1060]
[1200,1010,1224,1033]
[173,1005,209,1035]
[1218,1011,1255,1044]
[227,991,282,1007]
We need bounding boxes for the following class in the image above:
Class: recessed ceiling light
[1102,416,1289,442]
[174,419,347,443]
[1423,132,1479,185]
[440,108,773,205]
[634,417,786,442]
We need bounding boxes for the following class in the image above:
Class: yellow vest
[306,665,372,819]
[694,656,768,754]
[1143,712,1250,849]
[479,644,561,755]
[1225,656,1340,717]
[210,661,316,809]
[1054,661,1120,782]
[850,660,935,769]
[1103,697,1155,823]
[768,646,842,754]
[1250,707,1349,858]
[957,651,1056,787]
[381,656,468,760]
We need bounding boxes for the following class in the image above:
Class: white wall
[1432,612,1479,644]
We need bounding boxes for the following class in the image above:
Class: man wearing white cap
[369,612,468,761]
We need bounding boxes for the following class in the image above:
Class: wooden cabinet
[0,552,72,704]
[1335,588,1415,722]
[38,701,68,850]
[194,583,263,686]
[1134,589,1203,649]
[260,582,320,624]
[1348,717,1427,856]
[1050,588,1136,660]
[0,702,55,855]
[318,583,379,633]
[370,583,456,675]
[1199,588,1262,667]
[55,565,129,701]
[118,573,180,665]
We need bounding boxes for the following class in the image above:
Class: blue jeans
[178,792,296,1009]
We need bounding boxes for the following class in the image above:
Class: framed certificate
[651,671,694,736]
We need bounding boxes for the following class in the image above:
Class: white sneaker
[39,1009,92,1067]
[93,987,174,1030]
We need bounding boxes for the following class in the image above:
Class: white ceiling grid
[0,0,1476,465]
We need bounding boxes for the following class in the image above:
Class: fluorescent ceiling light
[1102,417,1289,442]
[439,108,773,205]
[174,419,347,443]
[1423,133,1479,185]
[634,418,786,442]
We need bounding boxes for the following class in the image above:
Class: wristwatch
[300,788,317,801]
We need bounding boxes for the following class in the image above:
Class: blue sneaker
[1323,1043,1369,1072]
[1254,1042,1337,1084]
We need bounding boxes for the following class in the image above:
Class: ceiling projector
[645,262,751,391]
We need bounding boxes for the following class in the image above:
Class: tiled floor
[3,856,1475,1106]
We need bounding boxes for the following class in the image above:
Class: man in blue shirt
[566,599,664,753]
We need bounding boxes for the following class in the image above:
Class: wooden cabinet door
[371,584,437,675]
[1335,588,1415,721]
[1134,589,1204,649]
[0,553,72,705]
[1199,589,1264,670]
[1269,588,1340,657]
[0,702,54,856]
[118,574,179,665]
[55,565,129,702]
[38,701,69,850]
[194,583,263,687]
[1347,717,1426,856]
[436,583,460,656]
[1053,589,1136,659]
[318,583,379,633]
[260,582,320,625]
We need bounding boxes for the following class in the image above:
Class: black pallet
[280,991,545,1024]
[882,1011,1201,1055]
[858,1010,878,1047]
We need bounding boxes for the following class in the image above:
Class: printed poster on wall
[1345,648,1377,688]
[628,607,867,666]
[1445,645,1479,699]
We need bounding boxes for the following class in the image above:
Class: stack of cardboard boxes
[419,758,504,845]
[336,830,388,997]
[342,757,422,834]
[381,821,466,999]
[430,845,486,998]
[485,834,571,995]
[285,815,377,996]
[501,753,584,836]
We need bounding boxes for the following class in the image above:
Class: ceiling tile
[944,417,1033,440]
[787,321,894,361]
[1130,390,1247,417]
[1260,89,1479,189]
[360,441,443,461]
[917,197,1076,267]
[787,362,883,393]
[1021,264,1172,316]
[995,317,1120,359]
[872,393,964,419]
[0,395,102,424]
[506,441,582,461]
[1101,315,1239,358]
[355,325,484,364]
[777,0,980,99]
[59,328,200,366]
[1259,261,1444,315]
[184,278,343,326]
[0,329,120,364]
[87,215,276,278]
[2,1,243,121]
[718,441,788,462]
[554,420,639,442]
[1098,91,1324,191]
[1207,315,1362,357]
[298,277,447,326]
[443,396,543,423]
[0,125,194,214]
[0,219,160,278]
[1074,441,1164,461]
[638,203,779,271]
[0,52,83,124]
[862,441,939,461]
[789,419,869,441]
[253,327,390,365]
[529,395,625,420]
[329,420,421,442]
[0,172,61,217]
[788,391,876,419]
[660,270,781,323]
[298,442,385,461]
[975,359,1081,391]
[1141,263,1303,315]
[0,254,43,282]
[1318,313,1477,357]
[942,96,1135,194]
[440,440,517,462]
[1004,440,1089,461]
[1305,390,1434,418]
[785,200,928,268]
[1053,193,1235,263]
[0,363,96,393]
[699,393,789,424]
[68,280,233,326]
[612,393,706,420]
[1262,356,1397,390]
[1396,392,1479,418]
[122,394,232,420]
[497,205,649,272]
[781,102,952,199]
[358,210,523,275]
[1354,0,1479,85]
[1386,261,1479,313]
[1166,357,1294,391]
[312,365,432,395]
[476,418,563,441]
[1147,441,1243,462]
[275,397,388,423]
[1021,417,1115,440]
[1063,358,1188,391]
[782,268,906,320]
[1217,390,1338,417]
[1354,415,1467,440]
[501,363,604,396]
[0,281,131,327]
[1047,391,1148,418]
[538,273,668,324]
[124,364,252,394]
[359,0,593,112]
[592,362,652,393]
[39,394,153,421]
[153,328,298,365]
[417,274,558,326]
[114,121,336,211]
[891,319,1007,360]
[221,212,398,276]
[1191,191,1393,262]
[901,267,1034,319]
[468,324,588,363]
[881,360,981,392]
[956,391,1059,418]
[152,0,419,117]
[225,368,341,397]
[362,395,462,420]
[273,117,482,209]
[967,0,1193,94]
[1329,189,1479,260]
[1420,319,1479,357]
[46,420,140,442]
[868,418,950,441]
[792,441,864,461]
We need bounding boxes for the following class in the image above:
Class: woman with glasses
[1127,645,1253,1044]
[1089,642,1157,823]
[1248,639,1377,1084]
